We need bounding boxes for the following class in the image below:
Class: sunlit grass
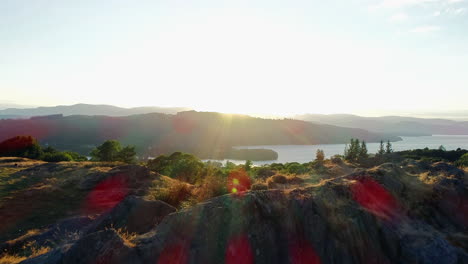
[0,240,51,264]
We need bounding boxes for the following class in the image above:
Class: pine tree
[386,140,393,154]
[358,141,368,160]
[377,140,385,156]
[344,138,361,162]
[316,149,325,162]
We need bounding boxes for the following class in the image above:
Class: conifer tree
[358,141,368,160]
[377,140,385,156]
[386,140,393,154]
[316,149,325,162]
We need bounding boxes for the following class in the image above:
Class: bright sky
[1,0,468,116]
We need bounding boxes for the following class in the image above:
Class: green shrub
[455,153,468,168]
[283,162,308,174]
[90,140,136,163]
[147,152,205,183]
[41,152,73,162]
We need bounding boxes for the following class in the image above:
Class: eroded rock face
[79,165,153,191]
[135,186,466,264]
[24,230,140,264]
[85,195,176,235]
[0,216,93,255]
[64,229,139,264]
[15,162,468,263]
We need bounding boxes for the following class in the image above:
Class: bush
[41,152,73,162]
[330,155,343,164]
[251,183,268,191]
[196,174,228,202]
[153,181,194,208]
[455,153,468,168]
[270,174,287,184]
[254,167,275,179]
[398,148,467,162]
[64,152,88,162]
[90,140,136,163]
[0,136,42,159]
[148,152,205,183]
[283,162,309,174]
[287,176,304,185]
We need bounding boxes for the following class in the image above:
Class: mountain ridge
[0,104,191,118]
[295,113,468,136]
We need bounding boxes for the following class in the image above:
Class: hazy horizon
[1,101,468,121]
[2,0,468,117]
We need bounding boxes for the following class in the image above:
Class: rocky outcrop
[23,230,139,264]
[1,216,93,254]
[85,195,176,235]
[79,165,153,192]
[17,162,468,263]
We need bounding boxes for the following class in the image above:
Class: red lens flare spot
[83,175,128,214]
[0,135,39,155]
[96,116,127,140]
[0,119,57,141]
[283,121,306,136]
[157,243,189,264]
[172,115,197,134]
[225,234,254,264]
[227,169,251,195]
[289,238,321,264]
[351,178,400,220]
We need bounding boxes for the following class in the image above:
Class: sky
[1,0,468,117]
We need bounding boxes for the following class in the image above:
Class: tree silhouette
[90,140,136,163]
[386,140,393,154]
[316,149,325,162]
[358,141,368,160]
[377,140,385,156]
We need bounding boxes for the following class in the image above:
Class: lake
[205,135,468,166]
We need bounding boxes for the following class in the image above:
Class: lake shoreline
[205,135,468,165]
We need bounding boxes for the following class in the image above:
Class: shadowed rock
[85,195,176,235]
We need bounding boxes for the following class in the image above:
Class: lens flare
[289,238,321,264]
[351,178,401,221]
[157,242,189,264]
[82,174,128,214]
[227,169,251,195]
[172,114,197,134]
[225,234,254,264]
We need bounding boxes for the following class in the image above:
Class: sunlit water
[205,135,468,166]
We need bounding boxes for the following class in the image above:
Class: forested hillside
[0,111,400,158]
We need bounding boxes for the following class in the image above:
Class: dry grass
[149,180,194,208]
[266,174,307,189]
[418,171,441,184]
[194,174,227,202]
[146,173,230,209]
[0,240,51,264]
[113,227,137,248]
[5,229,42,245]
[29,246,51,258]
[0,254,26,264]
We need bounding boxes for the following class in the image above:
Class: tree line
[2,135,468,170]
[0,136,136,163]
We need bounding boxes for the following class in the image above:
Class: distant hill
[294,114,468,136]
[0,104,191,118]
[0,111,400,158]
